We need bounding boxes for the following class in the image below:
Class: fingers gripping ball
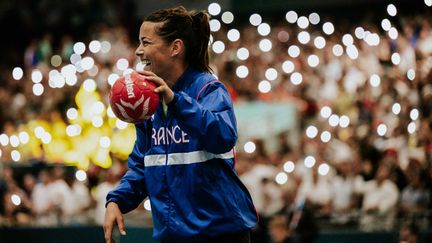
[110,72,159,123]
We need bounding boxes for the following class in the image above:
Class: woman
[103,6,257,243]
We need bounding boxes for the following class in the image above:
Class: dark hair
[145,6,211,73]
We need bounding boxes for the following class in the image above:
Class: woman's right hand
[138,70,175,104]
[103,202,126,243]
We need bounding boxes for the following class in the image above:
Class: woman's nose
[135,45,144,57]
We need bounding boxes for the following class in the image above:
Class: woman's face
[136,21,173,79]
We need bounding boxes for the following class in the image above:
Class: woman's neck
[165,63,188,87]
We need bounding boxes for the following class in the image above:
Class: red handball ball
[109,72,159,123]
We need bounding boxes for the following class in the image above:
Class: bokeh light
[369,74,381,87]
[227,29,240,42]
[304,155,316,168]
[282,60,295,74]
[306,125,318,138]
[83,79,97,92]
[355,27,365,39]
[388,27,399,40]
[144,199,152,211]
[31,70,43,83]
[237,48,250,60]
[410,108,419,120]
[407,122,416,134]
[407,69,416,80]
[392,103,401,115]
[283,161,295,173]
[377,123,388,136]
[257,23,271,36]
[314,36,326,49]
[391,52,401,65]
[236,65,249,78]
[288,45,300,58]
[18,132,29,144]
[329,114,340,127]
[297,16,309,29]
[221,11,234,24]
[290,72,303,85]
[32,83,44,96]
[381,18,392,31]
[322,22,335,35]
[309,12,320,25]
[209,19,221,32]
[12,67,24,80]
[11,150,21,162]
[258,80,271,93]
[244,141,256,153]
[275,172,288,185]
[265,68,278,81]
[73,42,86,55]
[318,163,330,176]
[387,4,397,16]
[259,39,272,52]
[89,40,101,53]
[307,55,319,67]
[332,44,344,56]
[342,34,354,46]
[11,194,21,206]
[208,2,221,16]
[339,115,350,128]
[212,40,225,54]
[297,31,311,44]
[75,170,87,182]
[249,13,262,26]
[320,131,331,143]
[285,11,298,24]
[320,106,332,119]
[0,134,9,146]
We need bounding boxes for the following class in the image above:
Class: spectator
[93,168,118,225]
[329,159,360,225]
[32,169,58,226]
[359,164,400,231]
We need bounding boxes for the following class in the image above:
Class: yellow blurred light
[92,148,112,169]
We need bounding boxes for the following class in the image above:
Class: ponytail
[191,11,211,73]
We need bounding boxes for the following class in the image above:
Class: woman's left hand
[138,70,175,104]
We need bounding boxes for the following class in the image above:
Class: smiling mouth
[141,60,151,66]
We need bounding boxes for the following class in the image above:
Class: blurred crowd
[1,2,432,243]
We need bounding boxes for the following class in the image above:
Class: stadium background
[1,0,432,242]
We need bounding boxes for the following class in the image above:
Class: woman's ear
[171,39,184,57]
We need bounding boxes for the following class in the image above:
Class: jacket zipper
[161,102,172,233]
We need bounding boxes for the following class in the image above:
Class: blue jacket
[106,67,257,242]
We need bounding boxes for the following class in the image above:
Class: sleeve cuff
[105,198,120,208]
[168,93,179,108]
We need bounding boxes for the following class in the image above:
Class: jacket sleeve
[106,124,148,214]
[169,81,237,154]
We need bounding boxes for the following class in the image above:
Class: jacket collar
[172,66,200,92]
